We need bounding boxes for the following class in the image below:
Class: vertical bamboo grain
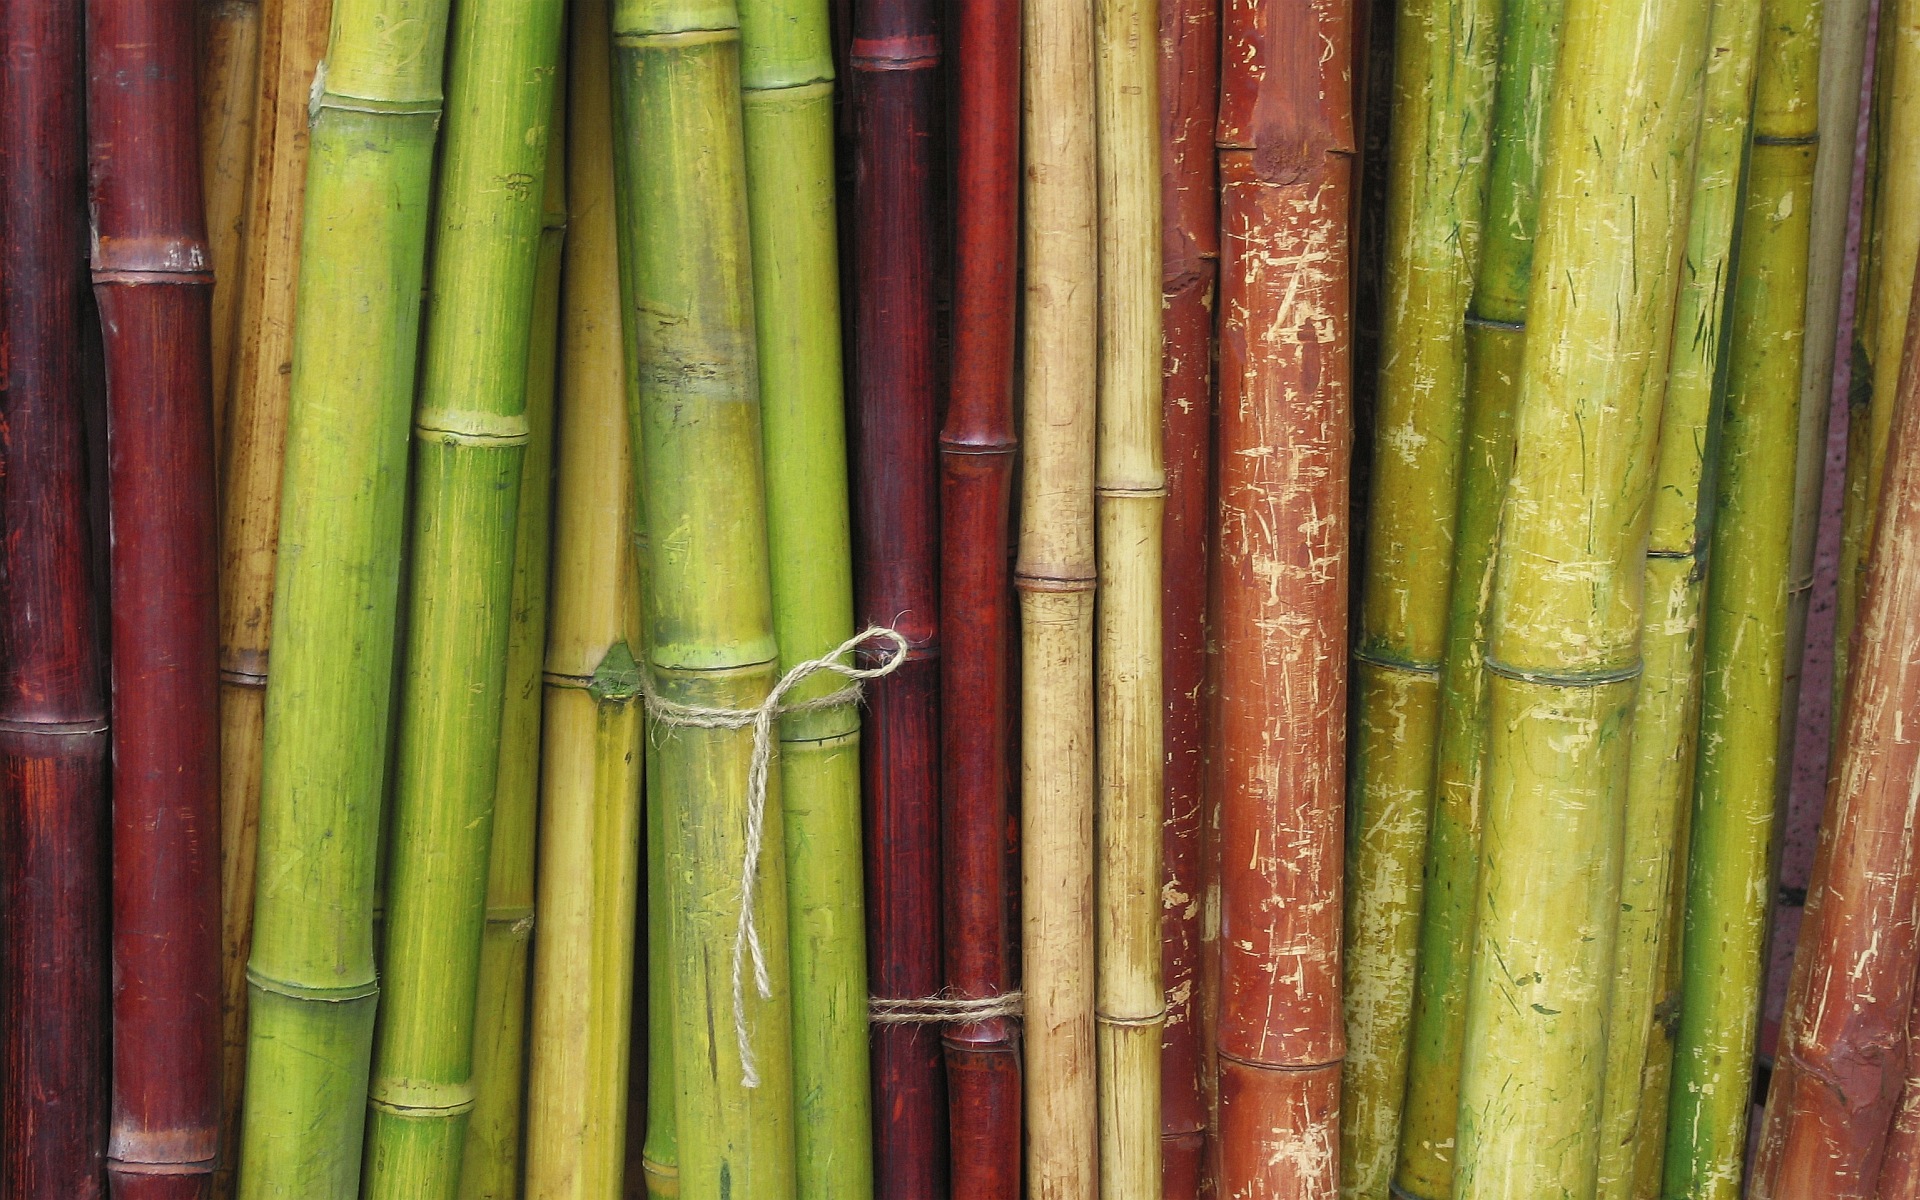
[197,0,260,458]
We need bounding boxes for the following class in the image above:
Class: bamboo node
[868,990,1025,1024]
[640,624,911,1088]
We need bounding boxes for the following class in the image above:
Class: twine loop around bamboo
[640,625,911,1088]
[868,990,1025,1024]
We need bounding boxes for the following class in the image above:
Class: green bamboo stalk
[235,4,451,1195]
[1663,2,1822,1194]
[737,2,871,1196]
[610,4,799,1199]
[1589,7,1765,1194]
[1450,0,1712,1193]
[455,58,569,1200]
[1339,1,1501,1192]
[1391,3,1566,1194]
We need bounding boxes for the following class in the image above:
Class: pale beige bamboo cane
[1095,0,1165,1186]
[198,0,260,461]
[209,2,330,1196]
[1021,0,1101,1187]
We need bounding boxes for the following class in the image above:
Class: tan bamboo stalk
[1020,0,1100,1184]
[1448,0,1712,1193]
[209,1,329,1195]
[198,0,259,458]
[1095,0,1165,1187]
[1339,0,1500,1188]
[521,4,647,1191]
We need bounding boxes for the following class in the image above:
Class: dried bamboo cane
[1392,3,1565,1192]
[1212,1,1355,1195]
[1879,975,1920,1198]
[521,5,647,1190]
[457,74,567,1200]
[210,3,330,1194]
[1587,4,1764,1196]
[89,1,224,1194]
[0,3,109,1196]
[1338,0,1500,1187]
[1156,0,1219,1187]
[1020,0,1101,1186]
[941,0,1023,1185]
[1448,0,1711,1193]
[1751,269,1920,1200]
[234,0,450,1192]
[197,0,260,458]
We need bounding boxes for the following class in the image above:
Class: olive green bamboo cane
[1391,4,1565,1195]
[1662,4,1822,1195]
[453,44,566,1200]
[1449,0,1711,1194]
[1339,3,1501,1193]
[737,2,870,1195]
[199,0,260,459]
[1587,6,1765,1195]
[1095,0,1164,1189]
[610,4,799,1198]
[235,3,450,1196]
[521,7,648,1191]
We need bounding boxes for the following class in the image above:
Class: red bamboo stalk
[1876,967,1920,1199]
[86,4,223,1197]
[1210,0,1354,1194]
[0,2,111,1196]
[1158,0,1220,1189]
[938,0,1020,1191]
[851,2,947,1195]
[1753,268,1920,1200]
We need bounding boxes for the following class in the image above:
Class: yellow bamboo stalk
[198,0,260,461]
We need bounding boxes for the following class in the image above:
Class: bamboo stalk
[198,0,260,461]
[361,2,564,1193]
[941,0,1023,1183]
[1338,0,1500,1189]
[1020,0,1101,1187]
[1752,268,1920,1200]
[1392,4,1565,1193]
[1448,0,1711,1192]
[610,3,799,1196]
[210,2,331,1194]
[234,1,450,1192]
[521,7,647,1191]
[89,1,224,1194]
[1211,2,1355,1195]
[738,0,871,1192]
[1662,3,1821,1193]
[1584,5,1765,1196]
[1879,974,1920,1198]
[1156,0,1219,1185]
[847,0,948,1186]
[0,3,109,1195]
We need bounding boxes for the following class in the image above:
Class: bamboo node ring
[639,624,912,1088]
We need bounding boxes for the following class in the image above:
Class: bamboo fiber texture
[1339,0,1499,1191]
[942,0,1023,1186]
[521,7,645,1192]
[197,0,259,455]
[0,3,109,1195]
[1211,1,1354,1195]
[1751,269,1920,1200]
[235,3,450,1194]
[210,3,331,1192]
[1449,0,1710,1194]
[89,0,223,1193]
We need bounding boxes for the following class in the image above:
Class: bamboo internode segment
[198,0,260,463]
[89,1,225,1195]
[1450,0,1710,1193]
[235,0,450,1193]
[211,2,330,1194]
[0,3,110,1196]
[1753,270,1920,1200]
[1340,0,1499,1189]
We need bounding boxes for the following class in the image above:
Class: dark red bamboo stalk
[1752,270,1920,1200]
[0,2,111,1197]
[1158,0,1220,1190]
[851,3,947,1196]
[1209,0,1354,1195]
[937,0,1019,1192]
[86,4,223,1196]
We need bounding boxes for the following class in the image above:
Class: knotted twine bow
[640,625,911,1088]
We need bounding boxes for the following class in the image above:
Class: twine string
[868,991,1026,1025]
[640,625,911,1088]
